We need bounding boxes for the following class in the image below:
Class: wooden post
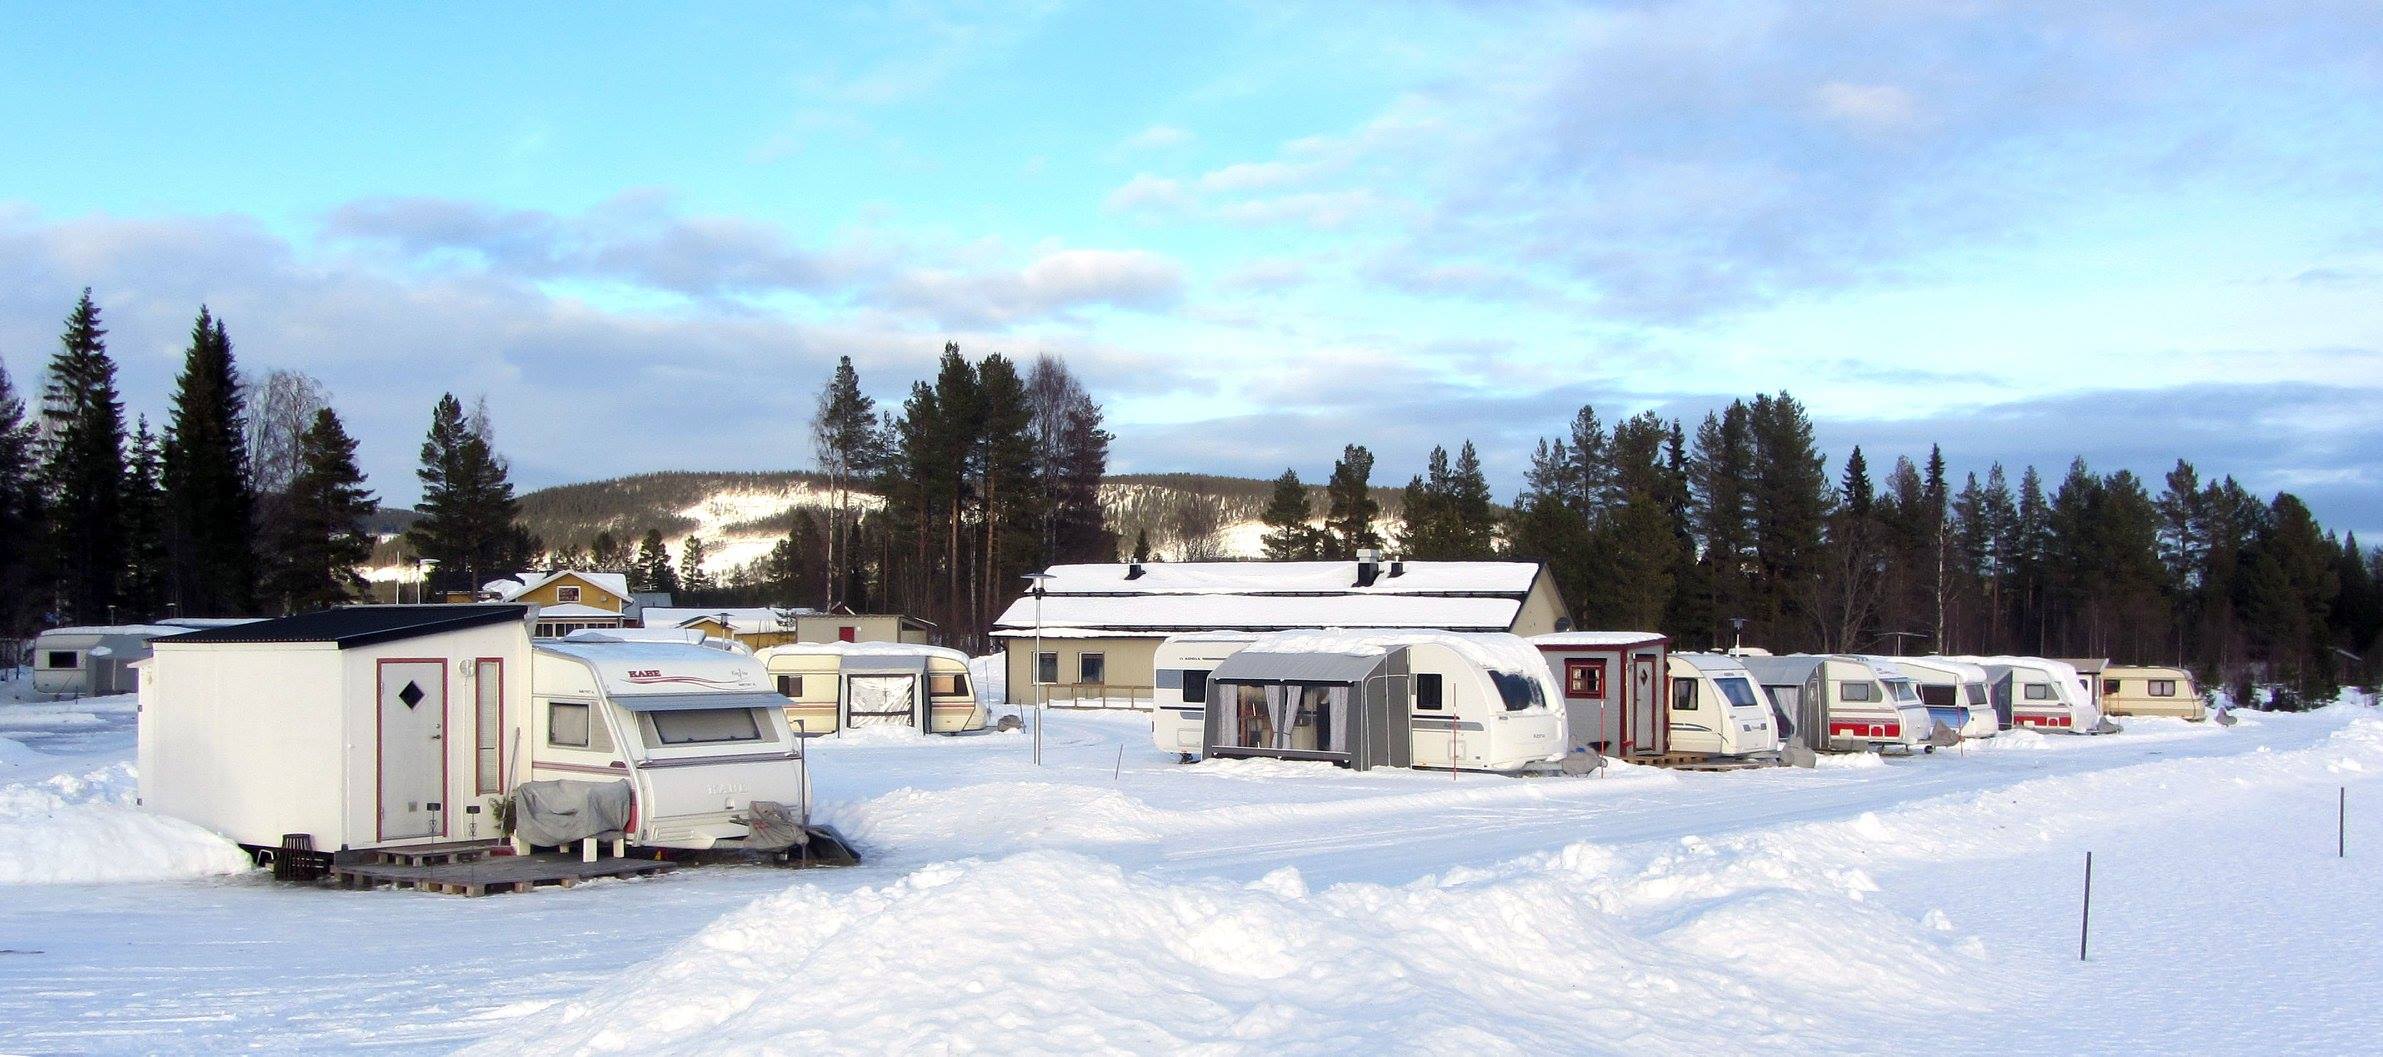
[2079,851,2093,961]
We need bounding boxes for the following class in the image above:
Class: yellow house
[794,612,936,646]
[485,571,633,638]
[639,606,811,650]
[991,552,1569,708]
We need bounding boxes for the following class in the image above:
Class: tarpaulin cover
[511,778,633,846]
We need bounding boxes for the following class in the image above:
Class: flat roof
[162,605,529,649]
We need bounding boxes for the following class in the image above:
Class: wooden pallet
[329,850,675,897]
[1632,752,1776,772]
[364,839,514,868]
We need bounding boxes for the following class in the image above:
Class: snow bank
[465,845,1978,1057]
[0,761,252,885]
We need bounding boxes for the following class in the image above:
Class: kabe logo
[622,669,753,689]
[629,669,662,679]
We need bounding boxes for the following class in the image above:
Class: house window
[2149,679,2177,697]
[1079,653,1106,684]
[2103,678,2122,697]
[548,702,592,748]
[838,625,856,642]
[1035,652,1058,684]
[556,586,581,603]
[1563,659,1606,698]
[1839,681,1877,702]
[1182,668,1210,704]
[474,659,503,794]
[930,672,970,696]
[1672,678,1698,711]
[1416,672,1444,711]
[44,651,77,669]
[777,675,803,698]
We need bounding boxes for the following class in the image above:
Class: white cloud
[1122,124,1194,150]
[1812,81,1919,131]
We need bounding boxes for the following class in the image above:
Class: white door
[846,674,919,727]
[1628,656,1661,753]
[377,660,447,842]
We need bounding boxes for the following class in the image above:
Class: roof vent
[1125,560,1146,580]
[1387,554,1406,578]
[1354,548,1381,588]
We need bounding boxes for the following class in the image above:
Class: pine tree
[636,529,680,595]
[591,530,627,572]
[404,393,521,592]
[1447,441,1498,557]
[2243,494,2339,707]
[161,307,257,616]
[1688,403,1755,648]
[267,408,377,611]
[1746,393,1829,649]
[40,290,128,623]
[121,418,168,619]
[0,357,45,637]
[679,535,713,594]
[810,355,878,605]
[1322,445,1382,557]
[1259,469,1320,560]
[974,354,1043,646]
[1817,447,1883,650]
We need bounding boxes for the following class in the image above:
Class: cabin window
[1182,668,1209,704]
[1035,652,1058,684]
[1672,678,1698,711]
[1839,681,1877,702]
[2103,678,2122,697]
[647,708,764,745]
[549,702,592,748]
[1079,653,1106,684]
[838,626,856,642]
[777,674,804,698]
[474,659,504,794]
[930,672,970,697]
[2149,679,2178,697]
[1563,659,1606,698]
[1415,672,1444,711]
[556,586,581,603]
[44,651,77,669]
[2023,682,2057,701]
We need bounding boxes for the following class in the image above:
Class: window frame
[644,707,766,746]
[1415,672,1445,711]
[555,585,582,603]
[1078,652,1106,684]
[1182,668,1210,704]
[1672,677,1699,711]
[43,650,78,670]
[474,658,504,794]
[2148,679,2177,697]
[929,672,970,697]
[776,674,804,699]
[1035,651,1058,685]
[1838,680,1877,703]
[2023,682,2058,702]
[547,700,593,749]
[1563,658,1607,698]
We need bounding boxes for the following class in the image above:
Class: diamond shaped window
[398,681,426,709]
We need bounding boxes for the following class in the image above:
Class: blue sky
[2,1,2380,534]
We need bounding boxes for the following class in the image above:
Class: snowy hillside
[6,673,2383,1054]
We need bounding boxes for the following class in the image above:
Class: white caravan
[1664,653,1783,759]
[1739,654,1932,754]
[1151,631,1259,760]
[1886,657,1999,739]
[1951,656,2111,733]
[1181,629,1567,773]
[755,641,987,735]
[2099,665,2206,721]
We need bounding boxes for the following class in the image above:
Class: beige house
[483,571,633,638]
[991,552,1568,707]
[794,612,935,646]
[638,606,934,650]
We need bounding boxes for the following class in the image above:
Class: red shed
[1530,632,1671,758]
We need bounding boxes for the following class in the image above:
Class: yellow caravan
[754,641,986,735]
[2099,665,2206,721]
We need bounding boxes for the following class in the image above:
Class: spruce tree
[1131,528,1151,563]
[591,530,626,571]
[1688,403,1755,647]
[161,307,257,616]
[1322,444,1382,557]
[405,393,521,592]
[1259,469,1319,560]
[1447,441,1498,557]
[637,529,681,595]
[679,536,713,594]
[1746,393,1828,649]
[2243,494,2339,707]
[121,418,169,619]
[0,357,44,637]
[268,408,377,611]
[810,355,878,604]
[40,290,128,623]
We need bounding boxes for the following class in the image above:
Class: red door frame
[374,657,451,844]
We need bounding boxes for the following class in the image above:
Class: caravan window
[1490,671,1541,712]
[2149,679,2178,697]
[549,702,592,748]
[1839,681,1877,702]
[647,708,764,746]
[2103,678,2122,697]
[930,672,970,697]
[1964,682,1989,706]
[1415,673,1444,710]
[1885,680,1920,704]
[1672,678,1698,711]
[1181,668,1209,703]
[777,675,804,698]
[43,651,77,670]
[1917,684,1956,708]
[1715,676,1763,711]
[2023,682,2058,701]
[474,659,504,794]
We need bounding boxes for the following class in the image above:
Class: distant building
[990,552,1568,706]
[639,605,933,650]
[480,571,633,638]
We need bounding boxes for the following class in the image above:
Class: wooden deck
[328,849,676,897]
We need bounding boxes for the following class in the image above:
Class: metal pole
[2341,787,2347,859]
[2079,851,2093,961]
[1114,744,1123,780]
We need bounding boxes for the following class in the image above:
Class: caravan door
[1627,654,1661,753]
[846,674,919,728]
[376,659,447,842]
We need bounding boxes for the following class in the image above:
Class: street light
[1021,571,1055,765]
[1729,616,1748,653]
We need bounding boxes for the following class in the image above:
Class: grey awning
[613,691,791,713]
[1211,650,1386,685]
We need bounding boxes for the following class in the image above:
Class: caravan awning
[1212,650,1384,685]
[612,691,792,713]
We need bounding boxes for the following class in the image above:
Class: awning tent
[1202,647,1413,771]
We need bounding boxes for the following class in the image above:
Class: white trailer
[1740,654,1932,754]
[1664,653,1783,759]
[31,625,187,696]
[1885,657,2000,739]
[1949,656,2112,733]
[138,605,847,863]
[1150,631,1259,760]
[754,641,987,735]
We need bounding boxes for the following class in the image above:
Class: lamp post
[1729,616,1748,653]
[1021,571,1054,761]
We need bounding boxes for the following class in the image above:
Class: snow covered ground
[5,671,2382,1055]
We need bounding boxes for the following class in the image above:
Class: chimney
[1387,553,1405,578]
[1125,560,1146,580]
[1355,548,1380,588]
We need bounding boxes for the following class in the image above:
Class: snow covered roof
[1237,629,1552,680]
[565,627,752,653]
[991,593,1525,633]
[990,627,1175,639]
[755,640,973,666]
[1024,560,1542,597]
[489,570,633,603]
[1529,631,1667,649]
[642,607,802,634]
[36,624,193,640]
